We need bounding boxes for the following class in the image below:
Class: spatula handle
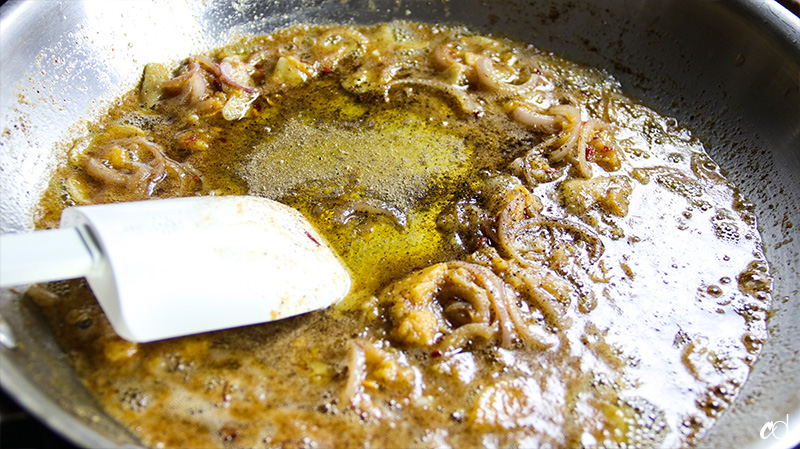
[0,227,98,287]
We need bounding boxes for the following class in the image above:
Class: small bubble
[665,117,678,129]
[742,333,764,352]
[667,153,683,163]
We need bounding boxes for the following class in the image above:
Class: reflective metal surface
[1,0,798,448]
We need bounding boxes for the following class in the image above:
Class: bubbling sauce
[31,21,771,449]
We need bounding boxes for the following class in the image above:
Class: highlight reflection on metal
[0,313,17,349]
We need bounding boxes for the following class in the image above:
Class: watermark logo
[760,415,790,440]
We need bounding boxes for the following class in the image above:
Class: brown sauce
[30,21,771,449]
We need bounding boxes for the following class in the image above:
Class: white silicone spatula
[0,196,351,343]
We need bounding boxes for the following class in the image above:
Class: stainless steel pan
[1,1,798,448]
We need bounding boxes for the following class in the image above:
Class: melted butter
[235,83,478,304]
[540,102,770,446]
[28,22,772,449]
[242,85,472,209]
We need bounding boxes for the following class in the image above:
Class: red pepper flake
[545,167,558,174]
[601,145,613,153]
[477,236,489,248]
[585,145,595,159]
[322,67,333,74]
[218,137,227,143]
[305,230,321,246]
[431,350,442,358]
[192,175,200,182]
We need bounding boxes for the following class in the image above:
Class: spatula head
[60,196,351,342]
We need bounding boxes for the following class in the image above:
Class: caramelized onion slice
[474,57,543,97]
